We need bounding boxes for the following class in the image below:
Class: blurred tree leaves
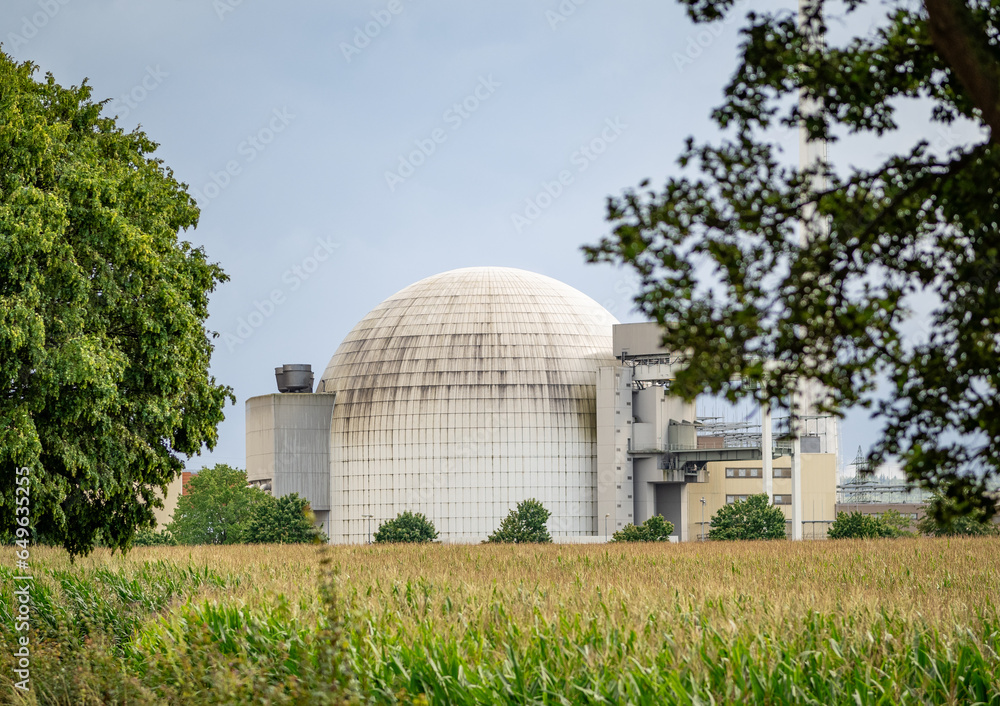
[586,0,1000,520]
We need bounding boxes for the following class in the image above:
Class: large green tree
[0,54,231,555]
[167,465,266,545]
[585,0,1000,520]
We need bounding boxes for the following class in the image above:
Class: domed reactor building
[246,267,839,543]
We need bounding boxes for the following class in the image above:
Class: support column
[762,403,773,501]
[790,395,803,540]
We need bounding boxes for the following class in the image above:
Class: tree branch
[924,0,1000,143]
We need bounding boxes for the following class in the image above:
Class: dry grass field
[2,538,999,704]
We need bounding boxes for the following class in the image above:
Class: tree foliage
[611,514,675,542]
[0,53,232,556]
[244,493,326,545]
[916,491,1000,536]
[372,511,439,544]
[827,511,906,539]
[487,499,553,544]
[708,494,787,541]
[166,465,265,545]
[585,0,1000,520]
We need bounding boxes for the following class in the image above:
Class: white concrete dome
[318,267,618,543]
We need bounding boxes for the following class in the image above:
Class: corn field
[2,538,999,704]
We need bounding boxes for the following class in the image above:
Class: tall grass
[1,538,998,704]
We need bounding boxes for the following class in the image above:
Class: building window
[726,468,734,478]
[726,494,749,505]
[726,467,762,478]
[773,494,792,505]
[774,468,791,478]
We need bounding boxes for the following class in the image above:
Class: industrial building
[246,267,837,543]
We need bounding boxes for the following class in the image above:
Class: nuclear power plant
[246,267,837,543]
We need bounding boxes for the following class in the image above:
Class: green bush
[373,511,439,543]
[245,493,327,544]
[487,499,553,544]
[708,494,787,541]
[827,511,900,539]
[132,528,178,546]
[611,515,675,542]
[878,509,914,536]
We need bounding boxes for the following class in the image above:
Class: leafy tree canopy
[611,514,675,542]
[373,511,439,544]
[0,53,231,556]
[585,0,1000,520]
[167,465,266,545]
[487,499,553,544]
[245,493,326,545]
[708,494,787,541]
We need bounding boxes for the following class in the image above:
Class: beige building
[597,322,838,541]
[152,473,184,530]
[691,455,837,540]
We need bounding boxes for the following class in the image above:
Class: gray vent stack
[275,364,314,393]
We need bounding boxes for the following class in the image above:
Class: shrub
[373,511,439,543]
[708,494,786,541]
[487,499,552,544]
[828,512,898,539]
[878,508,914,536]
[132,528,178,546]
[611,515,675,542]
[245,493,327,544]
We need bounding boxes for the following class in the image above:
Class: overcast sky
[3,0,967,477]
